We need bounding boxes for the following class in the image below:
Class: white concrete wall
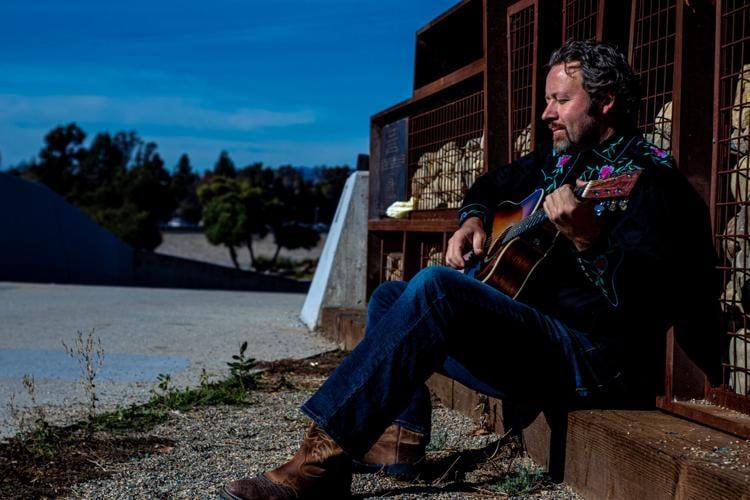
[300,171,368,330]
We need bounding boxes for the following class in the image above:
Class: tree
[238,179,272,267]
[312,165,351,225]
[197,176,246,269]
[214,150,237,178]
[127,141,175,223]
[73,132,129,203]
[84,203,161,250]
[270,222,320,268]
[27,123,87,196]
[171,154,201,224]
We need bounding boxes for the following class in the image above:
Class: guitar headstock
[580,169,643,200]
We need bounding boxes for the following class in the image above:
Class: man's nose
[541,101,556,121]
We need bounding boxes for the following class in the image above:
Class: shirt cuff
[458,204,489,228]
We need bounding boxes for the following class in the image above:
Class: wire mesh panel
[563,0,602,41]
[714,0,750,406]
[418,234,446,270]
[408,91,485,211]
[629,0,677,151]
[508,0,538,160]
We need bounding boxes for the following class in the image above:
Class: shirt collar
[590,133,639,163]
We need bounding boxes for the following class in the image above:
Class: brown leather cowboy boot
[220,423,352,499]
[355,424,428,478]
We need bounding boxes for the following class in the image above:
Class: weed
[426,430,449,452]
[491,464,547,496]
[93,343,259,432]
[62,329,104,430]
[7,375,62,458]
[227,341,260,391]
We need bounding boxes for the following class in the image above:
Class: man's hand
[542,181,601,251]
[446,216,486,269]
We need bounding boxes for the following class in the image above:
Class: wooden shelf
[368,218,458,233]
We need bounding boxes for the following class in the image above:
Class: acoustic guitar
[467,170,643,298]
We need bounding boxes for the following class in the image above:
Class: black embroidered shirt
[457,134,722,389]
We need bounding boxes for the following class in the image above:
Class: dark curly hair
[548,40,641,131]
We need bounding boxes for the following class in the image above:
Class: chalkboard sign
[378,118,408,216]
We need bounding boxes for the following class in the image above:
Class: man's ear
[600,92,616,116]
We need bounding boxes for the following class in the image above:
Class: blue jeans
[301,266,619,458]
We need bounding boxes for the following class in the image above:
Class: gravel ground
[67,380,581,499]
[156,232,326,269]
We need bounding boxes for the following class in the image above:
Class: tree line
[8,123,352,270]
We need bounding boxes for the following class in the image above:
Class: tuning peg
[608,200,618,211]
[594,203,605,216]
[618,199,628,211]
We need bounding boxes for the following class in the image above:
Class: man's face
[542,63,601,152]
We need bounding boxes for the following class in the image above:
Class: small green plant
[62,329,104,431]
[227,341,259,391]
[426,430,449,452]
[94,344,259,432]
[491,464,547,496]
[156,373,172,394]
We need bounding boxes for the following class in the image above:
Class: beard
[551,128,572,153]
[550,115,601,153]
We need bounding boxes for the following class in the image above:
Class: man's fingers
[445,235,466,269]
[472,230,485,256]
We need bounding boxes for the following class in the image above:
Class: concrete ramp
[0,173,134,285]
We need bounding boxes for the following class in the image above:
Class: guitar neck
[500,185,584,244]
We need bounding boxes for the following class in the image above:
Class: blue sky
[0,0,457,172]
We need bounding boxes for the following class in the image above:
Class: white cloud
[0,94,315,132]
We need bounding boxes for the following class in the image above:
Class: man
[221,40,720,499]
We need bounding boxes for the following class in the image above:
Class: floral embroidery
[649,145,668,158]
[558,155,572,168]
[599,165,614,179]
[542,154,575,193]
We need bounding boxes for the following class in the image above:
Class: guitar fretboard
[496,186,585,246]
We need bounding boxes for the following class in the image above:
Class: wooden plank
[658,399,750,440]
[412,59,486,101]
[341,313,366,351]
[453,380,481,418]
[427,373,454,409]
[415,0,477,35]
[564,409,750,500]
[522,412,553,472]
[371,97,413,124]
[320,307,366,349]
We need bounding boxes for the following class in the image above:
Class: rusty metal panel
[408,90,485,211]
[629,0,678,153]
[713,0,750,412]
[507,0,538,161]
[563,0,602,42]
[416,233,447,270]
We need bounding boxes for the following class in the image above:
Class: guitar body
[469,171,642,299]
[476,189,559,298]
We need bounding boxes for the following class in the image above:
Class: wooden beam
[412,59,485,101]
[368,219,458,233]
